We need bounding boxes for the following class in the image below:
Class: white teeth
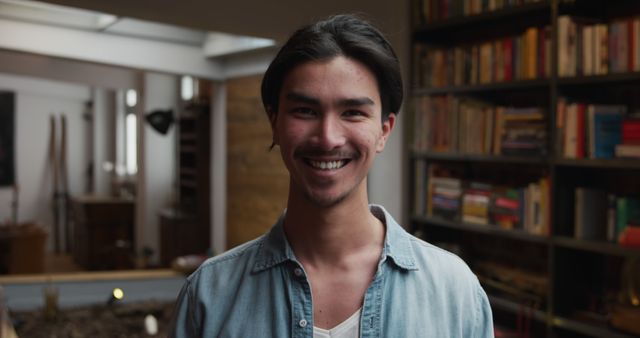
[309,160,345,170]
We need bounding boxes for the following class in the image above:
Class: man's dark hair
[261,14,403,121]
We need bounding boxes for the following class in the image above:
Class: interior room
[0,0,639,337]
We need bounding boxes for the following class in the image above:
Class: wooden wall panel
[226,75,288,249]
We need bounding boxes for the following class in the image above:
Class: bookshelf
[159,79,211,266]
[408,0,640,337]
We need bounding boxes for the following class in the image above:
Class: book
[563,103,578,158]
[616,197,640,241]
[582,25,594,75]
[576,103,586,158]
[595,23,609,75]
[607,194,617,242]
[619,226,640,247]
[622,119,640,144]
[574,188,608,240]
[558,15,572,77]
[588,105,624,159]
[615,144,640,158]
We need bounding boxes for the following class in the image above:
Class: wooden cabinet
[72,196,134,270]
[158,209,203,266]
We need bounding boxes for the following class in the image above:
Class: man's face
[270,56,395,208]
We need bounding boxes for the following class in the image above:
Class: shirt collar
[252,205,417,273]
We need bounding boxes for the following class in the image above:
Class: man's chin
[303,190,349,209]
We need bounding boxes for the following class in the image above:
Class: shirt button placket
[292,265,312,338]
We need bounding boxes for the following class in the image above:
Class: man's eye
[343,110,365,118]
[292,107,316,116]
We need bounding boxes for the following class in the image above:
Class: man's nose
[312,114,346,150]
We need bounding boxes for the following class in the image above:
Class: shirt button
[299,319,308,327]
[294,268,303,277]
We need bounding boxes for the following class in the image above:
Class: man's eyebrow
[285,92,375,107]
[285,92,320,105]
[337,97,375,107]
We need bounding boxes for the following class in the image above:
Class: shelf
[488,295,548,323]
[179,112,197,120]
[180,145,197,154]
[554,158,640,170]
[180,133,196,141]
[412,79,550,95]
[558,72,640,87]
[552,316,638,338]
[553,236,640,257]
[180,168,197,176]
[180,179,197,188]
[414,1,551,38]
[411,151,549,164]
[412,215,550,244]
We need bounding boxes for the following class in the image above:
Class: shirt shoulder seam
[189,237,264,277]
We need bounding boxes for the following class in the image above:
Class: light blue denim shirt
[169,205,494,337]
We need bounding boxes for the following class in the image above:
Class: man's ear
[376,113,396,153]
[266,106,279,145]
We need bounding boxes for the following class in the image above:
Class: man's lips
[294,148,359,171]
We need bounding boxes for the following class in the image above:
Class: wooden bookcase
[159,79,211,266]
[408,0,640,337]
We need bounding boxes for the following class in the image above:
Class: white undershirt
[313,309,361,338]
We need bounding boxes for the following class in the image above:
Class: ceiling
[0,0,408,80]
[0,0,277,57]
[35,0,406,44]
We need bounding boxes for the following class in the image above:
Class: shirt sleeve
[168,280,199,338]
[475,283,495,338]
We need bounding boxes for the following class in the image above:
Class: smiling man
[169,15,493,338]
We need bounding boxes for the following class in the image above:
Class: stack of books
[462,182,492,224]
[496,107,547,156]
[429,176,463,221]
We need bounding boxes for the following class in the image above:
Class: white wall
[0,73,90,250]
[92,88,116,195]
[211,84,226,255]
[139,72,178,263]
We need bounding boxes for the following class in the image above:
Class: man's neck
[282,185,384,268]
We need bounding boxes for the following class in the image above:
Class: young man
[169,15,493,337]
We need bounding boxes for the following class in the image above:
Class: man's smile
[305,159,350,170]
